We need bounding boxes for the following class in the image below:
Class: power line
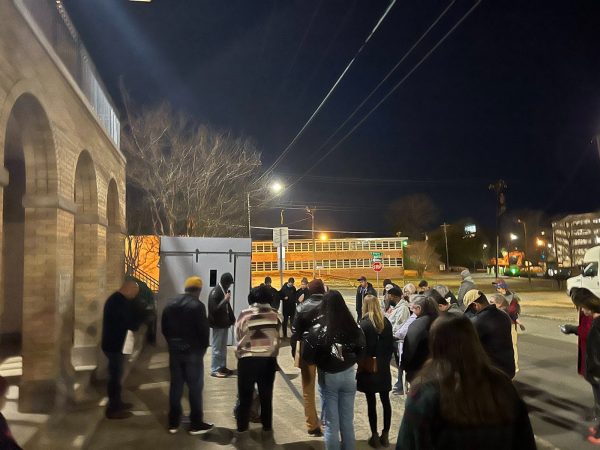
[285,0,483,192]
[256,0,398,184]
[250,225,377,235]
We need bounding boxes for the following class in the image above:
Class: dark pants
[169,351,205,428]
[237,357,277,432]
[365,391,392,434]
[282,303,296,337]
[104,351,124,411]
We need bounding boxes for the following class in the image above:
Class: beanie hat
[184,276,203,290]
[221,272,234,285]
[308,278,325,295]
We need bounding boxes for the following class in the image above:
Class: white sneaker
[168,428,178,434]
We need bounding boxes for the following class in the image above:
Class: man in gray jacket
[457,269,475,309]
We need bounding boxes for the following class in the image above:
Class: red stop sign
[372,261,382,272]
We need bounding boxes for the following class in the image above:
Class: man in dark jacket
[470,292,515,378]
[290,279,325,436]
[356,276,377,319]
[262,276,280,310]
[101,280,141,419]
[162,276,213,435]
[208,272,235,378]
[279,277,297,338]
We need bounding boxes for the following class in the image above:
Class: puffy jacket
[303,314,366,373]
[471,305,515,378]
[457,278,475,308]
[162,293,210,354]
[290,294,323,358]
[208,285,235,329]
[280,284,297,313]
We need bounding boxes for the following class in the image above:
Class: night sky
[64,0,600,238]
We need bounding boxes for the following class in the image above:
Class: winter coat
[162,293,210,354]
[101,292,142,353]
[263,284,280,310]
[585,316,600,384]
[290,294,324,358]
[395,313,417,363]
[471,305,515,378]
[386,300,411,335]
[401,315,435,382]
[396,381,536,450]
[279,284,297,314]
[505,291,521,324]
[457,278,475,307]
[208,285,236,329]
[356,283,377,316]
[446,303,463,316]
[302,314,366,373]
[357,317,394,393]
[296,287,310,303]
[579,310,593,377]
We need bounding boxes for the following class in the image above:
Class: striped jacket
[235,303,282,359]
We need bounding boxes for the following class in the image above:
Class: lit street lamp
[510,233,518,241]
[319,233,328,241]
[247,180,284,238]
[517,218,530,284]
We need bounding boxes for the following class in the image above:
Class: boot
[380,430,390,447]
[368,434,382,448]
[233,430,259,450]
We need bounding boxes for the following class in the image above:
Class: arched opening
[106,179,123,293]
[0,93,59,412]
[72,150,100,368]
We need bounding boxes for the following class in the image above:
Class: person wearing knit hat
[291,278,326,436]
[162,276,213,434]
[493,278,524,373]
[457,269,475,309]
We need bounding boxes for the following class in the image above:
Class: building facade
[252,237,406,287]
[552,212,600,267]
[0,0,126,412]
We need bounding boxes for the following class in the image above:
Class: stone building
[0,0,126,412]
[552,212,600,267]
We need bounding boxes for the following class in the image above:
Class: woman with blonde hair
[358,295,394,447]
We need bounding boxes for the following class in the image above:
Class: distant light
[536,238,544,246]
[509,233,518,241]
[483,244,488,249]
[465,224,477,234]
[130,0,152,2]
[319,233,328,241]
[270,181,284,194]
[548,243,553,249]
[541,231,546,236]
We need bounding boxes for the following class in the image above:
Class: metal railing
[126,265,159,293]
[18,0,120,148]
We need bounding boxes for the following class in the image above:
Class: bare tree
[124,235,159,275]
[405,240,440,277]
[388,194,439,239]
[121,90,268,237]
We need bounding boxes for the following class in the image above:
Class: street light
[509,233,518,241]
[247,180,285,238]
[306,207,317,279]
[319,233,328,241]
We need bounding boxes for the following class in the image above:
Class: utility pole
[518,219,530,284]
[247,192,251,238]
[441,223,450,271]
[489,180,507,278]
[306,207,316,279]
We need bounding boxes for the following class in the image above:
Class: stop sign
[372,261,382,272]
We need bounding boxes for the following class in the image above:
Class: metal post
[441,223,450,271]
[247,192,251,238]
[279,228,284,288]
[311,209,316,279]
[523,221,530,284]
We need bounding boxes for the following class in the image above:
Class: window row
[252,239,405,253]
[252,257,403,272]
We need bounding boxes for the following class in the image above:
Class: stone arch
[0,91,62,412]
[106,179,124,292]
[72,150,102,368]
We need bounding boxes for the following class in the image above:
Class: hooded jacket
[457,277,475,307]
[471,304,515,378]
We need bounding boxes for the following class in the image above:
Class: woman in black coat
[401,295,439,383]
[358,295,394,448]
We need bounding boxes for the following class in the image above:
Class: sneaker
[189,422,214,435]
[168,427,178,434]
[220,367,234,376]
[105,409,133,420]
[391,387,404,396]
[211,371,228,378]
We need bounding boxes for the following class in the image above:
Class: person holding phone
[208,272,236,378]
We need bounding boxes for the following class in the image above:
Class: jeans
[168,351,205,428]
[318,366,357,450]
[237,357,277,432]
[104,351,124,411]
[211,328,229,374]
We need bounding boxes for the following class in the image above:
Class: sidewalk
[11,341,560,449]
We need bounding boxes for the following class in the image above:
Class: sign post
[371,252,383,288]
[273,227,289,288]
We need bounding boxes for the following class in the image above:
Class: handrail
[17,0,120,148]
[126,265,159,293]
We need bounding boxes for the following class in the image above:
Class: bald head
[119,280,140,300]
